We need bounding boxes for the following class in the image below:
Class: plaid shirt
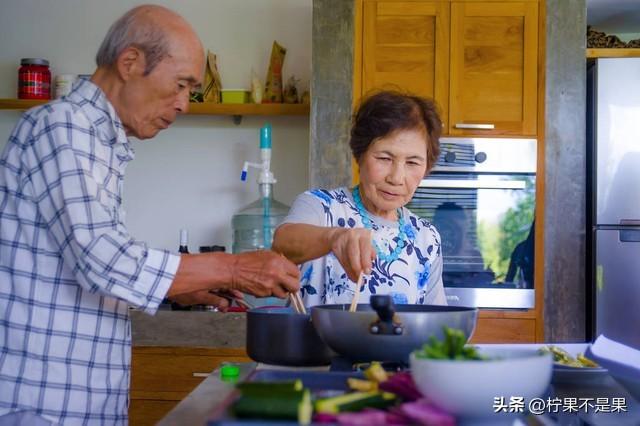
[0,79,180,425]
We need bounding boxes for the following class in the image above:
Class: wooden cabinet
[449,1,538,136]
[129,346,249,426]
[358,0,539,136]
[469,310,541,343]
[470,317,536,343]
[362,1,450,128]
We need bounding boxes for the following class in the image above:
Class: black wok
[245,306,334,366]
[311,295,478,363]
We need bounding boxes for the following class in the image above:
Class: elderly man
[0,5,300,425]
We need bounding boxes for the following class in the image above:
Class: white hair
[95,6,171,75]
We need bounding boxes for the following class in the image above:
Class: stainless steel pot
[246,307,335,366]
[311,295,478,363]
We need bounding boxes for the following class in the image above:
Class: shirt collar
[66,78,130,147]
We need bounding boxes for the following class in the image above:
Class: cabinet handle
[192,372,210,378]
[455,123,495,130]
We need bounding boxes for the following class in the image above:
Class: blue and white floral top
[282,187,447,306]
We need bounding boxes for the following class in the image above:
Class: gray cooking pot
[311,295,478,363]
[246,307,335,366]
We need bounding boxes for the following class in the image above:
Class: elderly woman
[273,91,446,306]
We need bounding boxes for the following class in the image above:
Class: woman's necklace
[352,185,410,262]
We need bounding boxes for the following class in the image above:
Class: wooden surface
[356,0,540,137]
[470,309,538,343]
[449,1,538,136]
[130,346,249,426]
[187,102,309,116]
[470,317,536,343]
[586,48,640,58]
[130,400,179,426]
[0,98,309,116]
[0,98,47,110]
[362,1,450,132]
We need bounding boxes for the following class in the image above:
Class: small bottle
[54,74,77,98]
[172,229,192,311]
[178,229,189,254]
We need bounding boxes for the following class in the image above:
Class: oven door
[408,173,535,309]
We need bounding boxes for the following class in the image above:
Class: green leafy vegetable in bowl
[414,326,485,360]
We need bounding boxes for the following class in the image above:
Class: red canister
[18,58,51,100]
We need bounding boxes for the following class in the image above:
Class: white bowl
[410,347,553,420]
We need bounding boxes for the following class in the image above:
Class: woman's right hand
[327,227,375,282]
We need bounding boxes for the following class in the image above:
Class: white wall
[618,33,640,42]
[0,0,311,251]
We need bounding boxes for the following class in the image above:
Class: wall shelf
[586,48,640,58]
[0,99,46,110]
[0,99,309,124]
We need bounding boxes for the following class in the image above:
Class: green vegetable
[363,361,388,383]
[315,391,397,414]
[236,380,303,394]
[539,345,600,368]
[414,326,484,360]
[233,389,312,425]
[347,377,378,392]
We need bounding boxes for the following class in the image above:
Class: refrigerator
[587,57,640,350]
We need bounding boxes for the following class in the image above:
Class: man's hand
[169,289,233,312]
[228,250,300,298]
[328,227,375,282]
[168,251,300,301]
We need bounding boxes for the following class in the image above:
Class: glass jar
[18,58,51,100]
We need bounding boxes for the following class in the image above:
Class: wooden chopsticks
[279,252,307,314]
[289,291,307,314]
[349,272,365,312]
[208,291,255,310]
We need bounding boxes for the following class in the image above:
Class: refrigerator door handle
[619,229,640,242]
[620,219,640,226]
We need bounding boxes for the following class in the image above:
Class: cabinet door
[469,317,536,343]
[449,1,538,136]
[362,1,450,131]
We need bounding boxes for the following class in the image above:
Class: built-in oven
[407,138,537,309]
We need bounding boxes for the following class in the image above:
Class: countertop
[158,348,640,426]
[130,309,246,348]
[158,362,258,426]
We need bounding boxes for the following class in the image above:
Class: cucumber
[347,377,378,392]
[236,379,303,394]
[315,391,397,414]
[233,389,312,425]
[339,392,396,412]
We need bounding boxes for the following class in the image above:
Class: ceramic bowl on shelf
[409,346,553,421]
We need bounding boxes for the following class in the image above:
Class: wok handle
[370,295,403,335]
[370,295,395,321]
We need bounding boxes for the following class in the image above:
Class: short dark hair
[349,91,442,170]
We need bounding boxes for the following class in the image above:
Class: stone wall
[310,0,355,188]
[543,0,587,341]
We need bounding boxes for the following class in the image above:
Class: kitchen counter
[158,362,258,426]
[131,309,246,348]
[158,352,640,426]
